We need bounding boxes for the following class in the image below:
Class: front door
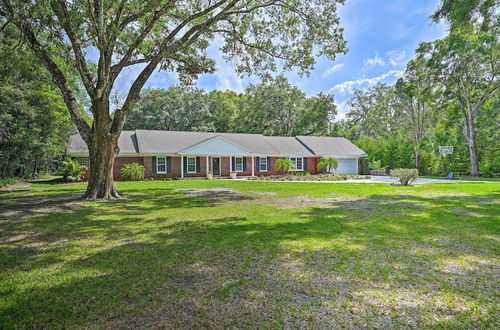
[212,157,220,176]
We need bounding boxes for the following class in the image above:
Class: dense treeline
[124,75,337,137]
[0,26,74,179]
[332,2,499,177]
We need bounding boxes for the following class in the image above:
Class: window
[234,157,243,172]
[187,157,196,173]
[259,157,267,172]
[290,157,304,171]
[73,157,90,167]
[157,157,167,173]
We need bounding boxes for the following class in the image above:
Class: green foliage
[0,177,23,188]
[390,169,419,186]
[124,76,336,137]
[0,25,74,179]
[368,158,384,171]
[124,88,213,131]
[120,163,145,181]
[317,157,339,173]
[274,158,295,174]
[59,159,86,182]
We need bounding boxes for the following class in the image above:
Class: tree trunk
[463,111,480,176]
[415,149,421,172]
[83,133,120,199]
[467,134,479,176]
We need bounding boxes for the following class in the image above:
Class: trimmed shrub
[317,157,339,173]
[59,158,87,182]
[370,169,387,176]
[120,163,145,181]
[274,158,295,174]
[390,168,418,186]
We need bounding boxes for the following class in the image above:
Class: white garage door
[332,158,358,174]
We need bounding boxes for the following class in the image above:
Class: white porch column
[206,156,209,173]
[251,156,255,176]
[180,156,184,178]
[230,156,232,172]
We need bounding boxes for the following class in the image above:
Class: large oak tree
[0,0,347,199]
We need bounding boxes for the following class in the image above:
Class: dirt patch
[176,188,253,203]
[0,182,31,190]
[0,195,83,222]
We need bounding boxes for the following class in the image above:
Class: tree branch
[8,17,91,143]
[51,0,96,98]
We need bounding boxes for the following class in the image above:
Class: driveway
[364,176,497,184]
[238,176,497,184]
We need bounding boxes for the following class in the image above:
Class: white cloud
[329,70,403,95]
[387,50,407,66]
[335,101,349,121]
[363,52,385,69]
[214,62,244,92]
[321,63,345,78]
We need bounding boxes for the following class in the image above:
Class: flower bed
[249,174,370,181]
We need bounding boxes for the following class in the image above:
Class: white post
[230,156,232,172]
[206,156,209,174]
[181,156,184,178]
[251,156,255,177]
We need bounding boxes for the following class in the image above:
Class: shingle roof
[67,130,139,154]
[295,136,367,158]
[67,130,366,157]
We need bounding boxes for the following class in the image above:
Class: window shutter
[231,157,235,171]
[166,157,171,173]
[196,157,201,173]
[303,158,308,172]
[243,157,247,171]
[183,157,187,173]
[256,157,260,172]
[152,156,157,174]
[267,157,271,171]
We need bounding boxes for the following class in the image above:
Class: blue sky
[112,0,447,120]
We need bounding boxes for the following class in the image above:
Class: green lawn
[1,180,499,328]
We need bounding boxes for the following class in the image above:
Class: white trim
[259,157,268,172]
[206,156,209,173]
[178,135,256,155]
[289,157,304,171]
[234,156,244,172]
[251,156,255,176]
[156,156,167,174]
[181,156,184,178]
[187,156,197,173]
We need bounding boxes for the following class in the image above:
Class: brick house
[67,130,367,180]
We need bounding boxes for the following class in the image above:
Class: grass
[420,175,500,182]
[0,179,499,328]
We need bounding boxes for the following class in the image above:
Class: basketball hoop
[439,146,454,156]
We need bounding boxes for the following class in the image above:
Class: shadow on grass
[0,188,498,328]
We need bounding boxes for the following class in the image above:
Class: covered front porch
[178,135,261,179]
[179,155,258,178]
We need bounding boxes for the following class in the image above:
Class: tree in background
[0,25,73,178]
[1,0,347,199]
[395,57,434,172]
[125,75,336,137]
[417,28,499,176]
[241,75,306,136]
[124,88,213,131]
[346,83,401,139]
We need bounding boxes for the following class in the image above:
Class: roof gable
[178,135,255,155]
